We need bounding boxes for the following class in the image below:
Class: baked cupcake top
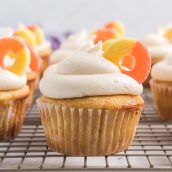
[50,30,94,63]
[151,57,172,81]
[40,43,143,99]
[0,37,30,90]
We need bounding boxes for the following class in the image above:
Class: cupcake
[25,46,40,107]
[150,57,172,120]
[0,37,30,141]
[37,38,150,156]
[12,28,41,107]
[14,24,52,76]
[50,30,94,64]
[143,33,172,87]
[27,24,52,74]
[143,34,172,64]
[93,21,125,44]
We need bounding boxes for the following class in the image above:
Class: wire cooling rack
[0,89,172,171]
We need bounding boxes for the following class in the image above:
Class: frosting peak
[40,44,143,99]
[151,55,172,81]
[0,69,27,90]
[50,31,95,64]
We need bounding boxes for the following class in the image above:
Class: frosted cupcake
[0,37,30,141]
[50,30,94,64]
[27,25,52,74]
[14,24,52,75]
[143,34,172,64]
[150,57,172,120]
[37,39,150,156]
[143,34,172,87]
[13,27,42,106]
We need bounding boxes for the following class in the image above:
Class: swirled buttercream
[151,56,172,81]
[40,43,143,98]
[143,34,172,59]
[0,69,27,90]
[50,30,94,63]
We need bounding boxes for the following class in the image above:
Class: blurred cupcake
[143,34,172,87]
[37,38,150,156]
[143,34,172,64]
[0,37,30,141]
[14,24,52,76]
[50,30,94,64]
[27,24,52,74]
[25,46,40,107]
[93,21,125,44]
[150,57,172,120]
[12,28,41,107]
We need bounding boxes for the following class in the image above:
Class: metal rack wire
[0,89,172,171]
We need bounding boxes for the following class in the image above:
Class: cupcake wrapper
[37,99,142,156]
[27,78,37,108]
[0,98,27,141]
[150,81,172,120]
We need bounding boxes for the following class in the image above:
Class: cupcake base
[0,86,29,141]
[150,80,172,120]
[37,95,143,156]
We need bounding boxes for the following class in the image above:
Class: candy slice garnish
[0,38,30,76]
[103,38,151,83]
[94,28,120,44]
[104,21,125,36]
[164,27,172,42]
[28,45,40,72]
[14,28,37,47]
[27,25,45,45]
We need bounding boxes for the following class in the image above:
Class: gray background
[1,0,172,38]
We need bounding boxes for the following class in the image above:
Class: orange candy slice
[104,21,125,36]
[27,25,45,45]
[0,38,30,76]
[94,28,120,44]
[14,28,37,47]
[27,45,40,72]
[103,38,151,83]
[164,27,172,42]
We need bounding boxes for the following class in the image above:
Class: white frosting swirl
[40,44,143,99]
[50,30,94,64]
[151,56,172,81]
[143,34,172,59]
[0,27,13,38]
[35,40,51,54]
[0,69,27,90]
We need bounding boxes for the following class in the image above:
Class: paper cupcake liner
[37,99,142,156]
[150,80,172,120]
[26,77,37,108]
[0,98,27,141]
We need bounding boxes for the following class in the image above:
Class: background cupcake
[143,33,172,87]
[150,56,172,120]
[37,39,150,156]
[50,30,94,64]
[0,37,30,141]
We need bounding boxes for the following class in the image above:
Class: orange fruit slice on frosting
[0,37,30,76]
[103,38,151,83]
